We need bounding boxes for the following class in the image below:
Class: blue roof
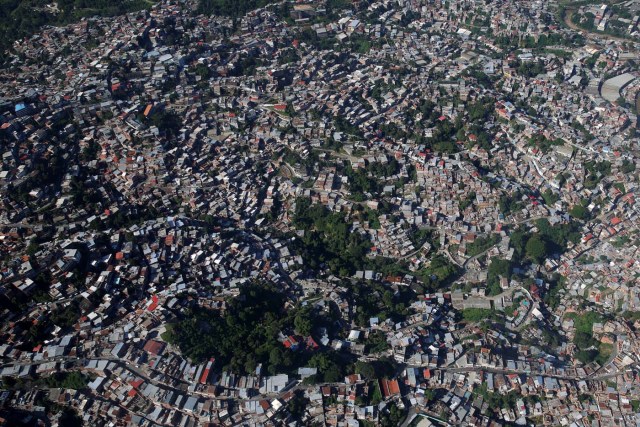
[15,103,26,112]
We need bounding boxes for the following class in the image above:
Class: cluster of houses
[0,0,640,425]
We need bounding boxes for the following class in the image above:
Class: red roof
[147,295,159,311]
[306,336,319,350]
[143,339,165,356]
[283,335,299,348]
[379,378,400,398]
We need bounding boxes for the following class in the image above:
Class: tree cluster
[291,197,371,275]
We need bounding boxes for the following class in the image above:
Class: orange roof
[143,104,153,117]
[379,378,400,398]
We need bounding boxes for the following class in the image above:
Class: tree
[423,388,435,402]
[569,204,588,220]
[574,331,595,350]
[380,403,406,427]
[162,283,302,374]
[541,189,558,206]
[269,347,283,367]
[355,361,376,380]
[324,365,343,382]
[195,63,211,79]
[58,407,83,427]
[294,307,314,336]
[308,352,346,382]
[621,159,636,174]
[525,235,547,264]
[26,241,40,257]
[287,390,310,420]
[486,258,513,296]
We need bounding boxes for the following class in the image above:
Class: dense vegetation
[415,255,461,291]
[350,281,413,327]
[35,371,90,390]
[510,218,581,264]
[162,282,344,375]
[583,160,611,189]
[292,197,371,275]
[466,234,500,257]
[527,134,565,154]
[543,274,566,310]
[565,311,611,365]
[486,258,514,296]
[164,283,287,373]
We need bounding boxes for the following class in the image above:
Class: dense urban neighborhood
[1,0,640,426]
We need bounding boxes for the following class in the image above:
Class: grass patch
[466,234,501,257]
[462,308,498,323]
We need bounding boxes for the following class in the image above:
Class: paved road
[405,363,628,382]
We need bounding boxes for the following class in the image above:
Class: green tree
[525,235,547,263]
[380,403,406,427]
[294,307,314,336]
[58,407,83,427]
[324,365,343,382]
[287,390,310,420]
[355,361,376,380]
[621,159,636,174]
[569,204,588,220]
